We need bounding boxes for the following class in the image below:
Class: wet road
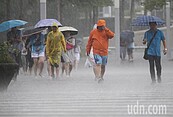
[0,50,173,117]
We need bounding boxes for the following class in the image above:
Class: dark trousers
[148,55,161,81]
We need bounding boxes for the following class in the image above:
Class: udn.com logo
[127,100,167,115]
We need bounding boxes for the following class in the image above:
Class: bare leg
[50,65,54,78]
[95,64,101,79]
[74,60,79,71]
[69,63,73,76]
[101,65,105,79]
[64,63,68,76]
[56,66,60,79]
[38,56,44,77]
[47,60,51,76]
[93,65,97,81]
[33,58,38,76]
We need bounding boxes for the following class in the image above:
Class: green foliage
[62,0,113,8]
[0,42,15,63]
[144,0,166,12]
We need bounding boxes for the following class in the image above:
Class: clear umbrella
[34,19,62,28]
[59,26,78,35]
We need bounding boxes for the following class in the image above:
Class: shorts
[94,54,108,65]
[75,53,80,61]
[31,51,45,58]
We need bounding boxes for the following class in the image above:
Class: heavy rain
[0,0,173,116]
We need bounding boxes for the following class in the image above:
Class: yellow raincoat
[46,30,66,66]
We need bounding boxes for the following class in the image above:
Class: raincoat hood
[97,20,106,26]
[52,22,58,28]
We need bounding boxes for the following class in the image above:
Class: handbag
[143,31,157,60]
[66,42,74,50]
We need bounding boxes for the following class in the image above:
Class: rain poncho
[46,29,66,66]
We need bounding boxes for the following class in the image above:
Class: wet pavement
[0,50,173,117]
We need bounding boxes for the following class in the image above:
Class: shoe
[129,59,133,62]
[151,80,156,85]
[39,74,43,78]
[98,78,103,83]
[157,78,162,83]
[52,76,57,80]
[101,77,104,81]
[51,74,55,79]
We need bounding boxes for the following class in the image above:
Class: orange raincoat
[86,20,115,56]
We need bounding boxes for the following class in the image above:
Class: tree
[62,0,113,23]
[143,0,166,13]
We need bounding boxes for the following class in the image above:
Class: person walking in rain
[45,27,52,77]
[29,32,45,78]
[143,22,167,84]
[61,31,76,77]
[126,30,135,62]
[46,23,66,79]
[7,27,22,80]
[120,31,127,61]
[86,19,114,83]
[74,42,81,71]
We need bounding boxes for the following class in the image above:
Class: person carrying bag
[143,31,157,60]
[143,22,167,84]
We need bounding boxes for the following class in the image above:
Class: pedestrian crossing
[0,60,173,117]
[0,86,172,117]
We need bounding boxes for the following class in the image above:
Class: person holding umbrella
[29,32,45,78]
[86,19,114,83]
[143,22,167,84]
[61,31,76,77]
[7,27,22,80]
[59,26,78,77]
[7,27,20,44]
[46,23,66,79]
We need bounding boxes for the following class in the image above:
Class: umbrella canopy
[18,27,46,37]
[131,15,165,26]
[59,26,78,35]
[0,20,28,32]
[34,19,62,28]
[120,30,134,43]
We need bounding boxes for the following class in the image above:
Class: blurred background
[0,0,173,38]
[0,0,173,57]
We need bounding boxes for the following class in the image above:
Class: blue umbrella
[0,20,28,32]
[34,19,62,28]
[131,15,165,26]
